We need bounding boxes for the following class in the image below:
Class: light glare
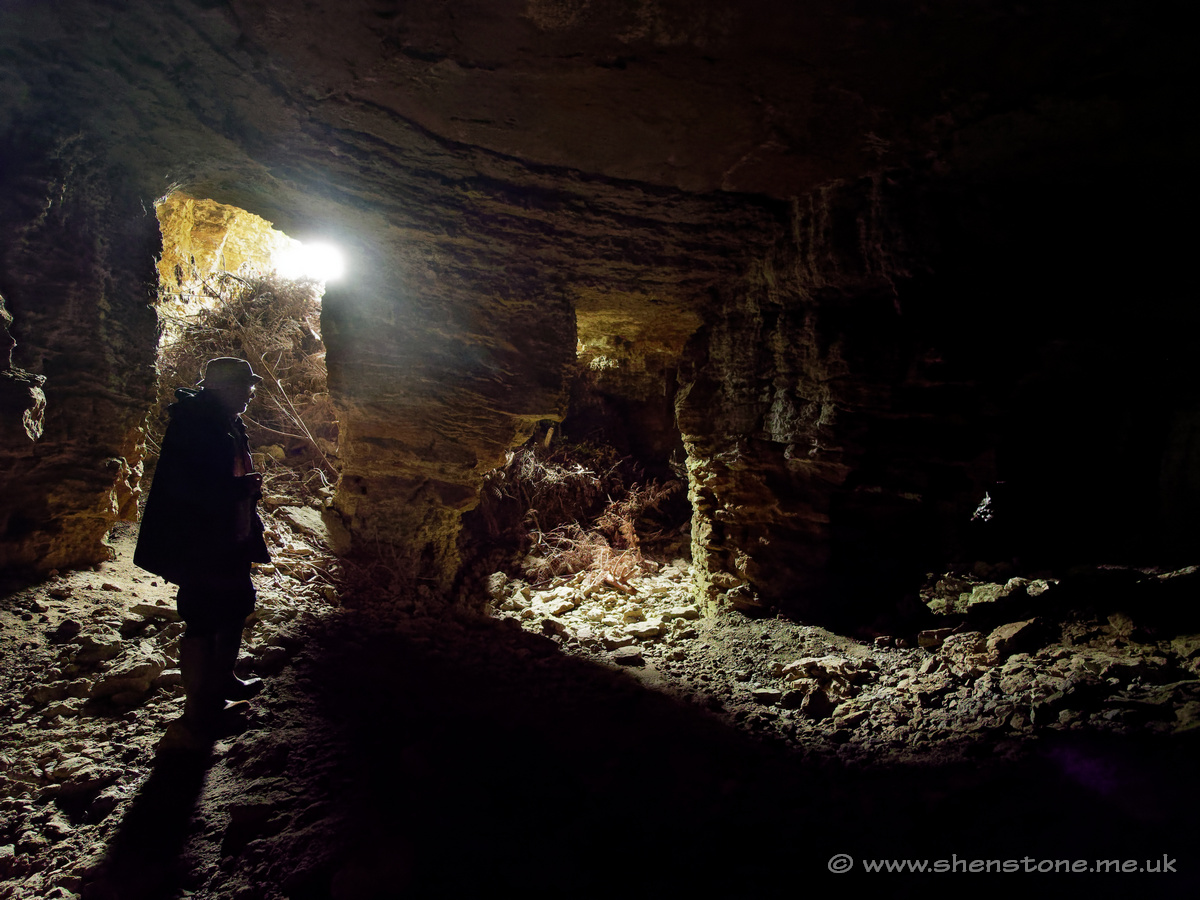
[274,240,345,283]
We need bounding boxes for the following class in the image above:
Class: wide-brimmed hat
[198,357,263,387]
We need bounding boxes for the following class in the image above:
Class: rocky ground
[0,510,337,900]
[2,528,1199,898]
[488,560,1200,768]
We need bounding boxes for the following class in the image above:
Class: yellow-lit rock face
[156,193,293,314]
[574,286,702,402]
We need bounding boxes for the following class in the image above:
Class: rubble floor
[2,533,1198,899]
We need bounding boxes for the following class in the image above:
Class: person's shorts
[176,570,256,635]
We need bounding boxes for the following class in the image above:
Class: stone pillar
[677,261,853,616]
[322,251,577,591]
[676,172,984,619]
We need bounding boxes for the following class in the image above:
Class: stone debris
[609,646,645,666]
[724,584,764,612]
[276,505,347,551]
[491,563,697,663]
[4,527,1200,899]
[917,627,955,649]
[985,618,1043,662]
[47,620,81,644]
[751,687,783,705]
[88,643,169,700]
[533,596,576,617]
[625,619,664,640]
[603,633,637,650]
[922,574,1057,618]
[486,571,509,601]
[938,632,990,678]
[71,631,123,666]
[0,513,340,900]
[128,603,181,623]
[663,605,700,621]
[490,561,1200,769]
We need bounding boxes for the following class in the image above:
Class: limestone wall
[155,193,294,316]
[0,134,160,572]
[678,175,925,615]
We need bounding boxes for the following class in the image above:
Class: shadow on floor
[84,609,1199,899]
[293,612,1200,898]
[82,753,211,900]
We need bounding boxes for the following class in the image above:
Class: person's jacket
[134,388,270,584]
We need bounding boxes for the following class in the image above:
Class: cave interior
[1,0,1199,897]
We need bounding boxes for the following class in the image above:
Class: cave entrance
[146,192,341,506]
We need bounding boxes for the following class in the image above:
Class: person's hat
[198,357,263,387]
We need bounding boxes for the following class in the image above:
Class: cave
[1,1,1198,897]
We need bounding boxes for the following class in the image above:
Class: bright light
[274,240,346,283]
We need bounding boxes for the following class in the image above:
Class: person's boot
[214,625,263,701]
[160,634,247,753]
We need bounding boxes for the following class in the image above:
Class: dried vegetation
[476,440,687,588]
[150,270,340,491]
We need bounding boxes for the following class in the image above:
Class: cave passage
[146,194,341,492]
[460,298,696,614]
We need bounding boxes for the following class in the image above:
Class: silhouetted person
[135,357,271,750]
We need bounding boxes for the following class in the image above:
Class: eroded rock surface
[1,0,1197,611]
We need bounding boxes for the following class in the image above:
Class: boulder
[986,619,1046,663]
[751,687,783,705]
[625,620,665,641]
[925,576,1057,618]
[73,630,123,665]
[938,632,990,678]
[609,647,645,667]
[917,627,956,650]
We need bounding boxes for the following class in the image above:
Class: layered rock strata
[0,0,1193,617]
[0,295,46,446]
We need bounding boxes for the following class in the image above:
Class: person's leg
[170,580,251,743]
[178,626,222,727]
[212,569,260,701]
[214,621,262,700]
[176,583,220,729]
